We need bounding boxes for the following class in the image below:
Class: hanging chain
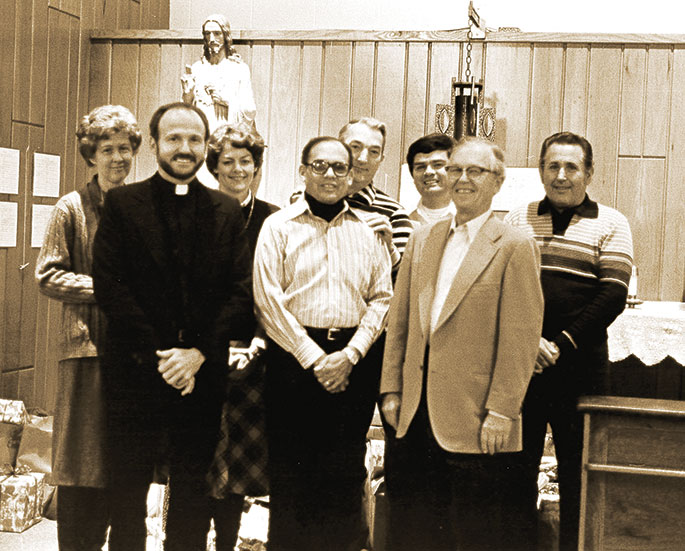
[465,22,473,81]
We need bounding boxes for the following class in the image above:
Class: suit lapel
[433,215,503,332]
[418,219,452,337]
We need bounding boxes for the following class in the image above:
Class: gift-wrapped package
[0,471,45,532]
[16,411,53,475]
[0,399,27,469]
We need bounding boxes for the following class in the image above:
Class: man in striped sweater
[505,132,634,551]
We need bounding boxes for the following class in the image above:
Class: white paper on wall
[0,148,20,195]
[33,152,61,198]
[0,202,18,247]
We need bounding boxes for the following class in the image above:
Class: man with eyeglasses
[505,132,633,551]
[406,133,457,226]
[253,136,393,551]
[381,136,543,551]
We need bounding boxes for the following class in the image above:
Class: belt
[304,326,357,344]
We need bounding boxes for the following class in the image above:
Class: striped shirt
[347,184,413,269]
[253,198,393,369]
[505,197,633,349]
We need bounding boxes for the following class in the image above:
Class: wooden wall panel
[663,48,685,301]
[321,42,353,136]
[428,42,460,120]
[136,43,163,179]
[65,17,82,194]
[265,43,301,206]
[30,0,50,126]
[45,10,71,160]
[617,158,665,300]
[484,43,531,166]
[13,1,34,123]
[374,42,406,195]
[619,48,646,157]
[404,43,429,150]
[0,0,16,144]
[644,48,671,157]
[350,42,375,119]
[562,45,590,134]
[527,45,563,167]
[111,43,140,110]
[88,42,112,110]
[249,44,274,146]
[586,47,622,208]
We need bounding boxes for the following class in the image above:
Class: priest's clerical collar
[157,167,195,194]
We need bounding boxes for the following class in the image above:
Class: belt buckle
[326,327,341,341]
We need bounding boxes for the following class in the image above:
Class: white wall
[170,0,685,34]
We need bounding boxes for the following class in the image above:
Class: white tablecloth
[607,301,685,365]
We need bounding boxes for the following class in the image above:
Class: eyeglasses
[446,165,494,180]
[413,160,448,173]
[304,160,350,176]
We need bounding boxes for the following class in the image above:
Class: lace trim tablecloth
[608,301,685,365]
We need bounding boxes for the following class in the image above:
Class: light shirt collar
[450,209,491,242]
[240,190,253,208]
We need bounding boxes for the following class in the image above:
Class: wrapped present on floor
[15,410,53,475]
[0,399,28,470]
[0,470,45,533]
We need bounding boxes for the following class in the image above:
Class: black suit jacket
[93,173,253,393]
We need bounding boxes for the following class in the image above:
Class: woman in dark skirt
[204,122,278,550]
[35,105,141,550]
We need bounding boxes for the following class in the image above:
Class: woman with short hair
[35,104,141,551]
[204,122,277,550]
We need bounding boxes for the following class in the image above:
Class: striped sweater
[505,197,633,351]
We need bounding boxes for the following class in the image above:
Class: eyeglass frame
[303,159,351,177]
[445,164,495,180]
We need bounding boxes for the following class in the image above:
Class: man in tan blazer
[380,137,544,551]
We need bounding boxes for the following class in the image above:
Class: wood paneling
[528,45,564,167]
[617,158,665,300]
[1,0,169,408]
[374,42,406,193]
[663,49,685,302]
[265,43,301,206]
[89,30,685,305]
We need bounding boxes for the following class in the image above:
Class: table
[578,396,685,551]
[606,301,685,400]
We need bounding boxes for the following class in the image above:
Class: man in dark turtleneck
[93,102,252,551]
[253,136,393,551]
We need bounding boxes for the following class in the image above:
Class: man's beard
[158,155,204,181]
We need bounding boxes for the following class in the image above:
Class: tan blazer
[381,214,544,454]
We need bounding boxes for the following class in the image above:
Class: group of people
[34,12,634,551]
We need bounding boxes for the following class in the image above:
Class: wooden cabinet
[579,396,685,550]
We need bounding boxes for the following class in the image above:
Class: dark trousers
[517,343,608,551]
[265,331,380,551]
[56,486,110,551]
[387,392,528,551]
[104,356,224,551]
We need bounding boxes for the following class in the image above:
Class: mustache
[172,154,197,162]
